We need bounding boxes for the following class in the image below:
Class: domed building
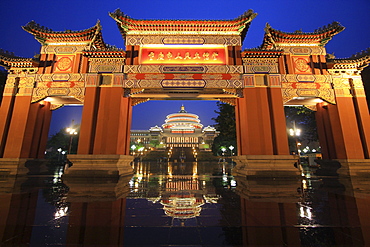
[130,105,218,150]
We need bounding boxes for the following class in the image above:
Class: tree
[150,139,160,148]
[211,102,237,156]
[284,106,319,153]
[46,126,79,159]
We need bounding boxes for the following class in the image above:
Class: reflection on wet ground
[1,160,370,246]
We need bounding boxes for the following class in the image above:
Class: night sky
[1,0,369,135]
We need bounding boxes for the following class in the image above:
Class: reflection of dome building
[161,190,204,219]
[130,105,219,150]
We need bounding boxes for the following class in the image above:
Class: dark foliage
[211,102,237,156]
[46,127,79,159]
[285,106,318,152]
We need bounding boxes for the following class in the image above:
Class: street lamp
[289,121,301,161]
[229,145,234,157]
[66,127,78,154]
[221,147,226,161]
[131,145,136,155]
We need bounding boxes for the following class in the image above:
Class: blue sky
[1,0,369,134]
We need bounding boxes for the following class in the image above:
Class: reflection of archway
[131,161,220,222]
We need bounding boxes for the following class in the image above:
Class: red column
[236,96,249,155]
[0,95,15,157]
[234,102,242,156]
[92,87,132,155]
[29,101,52,158]
[77,87,100,154]
[352,96,370,158]
[268,88,290,155]
[116,97,132,155]
[315,103,336,159]
[333,97,364,159]
[316,98,365,160]
[237,88,273,155]
[3,97,51,158]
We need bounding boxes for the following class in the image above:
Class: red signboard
[140,45,227,65]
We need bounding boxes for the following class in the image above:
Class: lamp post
[289,121,301,162]
[228,145,234,157]
[131,145,136,155]
[229,145,234,163]
[66,127,78,154]
[57,148,62,161]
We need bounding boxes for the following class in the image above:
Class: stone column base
[232,155,300,178]
[0,158,39,176]
[63,174,132,202]
[335,159,370,178]
[64,154,134,178]
[234,175,301,203]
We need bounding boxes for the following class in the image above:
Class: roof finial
[179,105,187,113]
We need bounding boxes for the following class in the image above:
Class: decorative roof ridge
[0,49,37,62]
[261,22,345,49]
[0,49,39,68]
[243,47,283,52]
[0,49,19,59]
[83,45,124,52]
[22,20,101,35]
[327,48,370,62]
[265,21,345,36]
[109,8,257,42]
[110,8,256,22]
[22,20,106,49]
[326,48,370,70]
[82,46,126,58]
[242,48,283,58]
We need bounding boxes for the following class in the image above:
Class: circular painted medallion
[56,57,72,71]
[294,58,310,72]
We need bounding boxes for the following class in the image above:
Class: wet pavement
[1,160,370,246]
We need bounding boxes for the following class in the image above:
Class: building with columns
[130,105,219,150]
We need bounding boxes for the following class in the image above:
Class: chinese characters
[148,51,219,61]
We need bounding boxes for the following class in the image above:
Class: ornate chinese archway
[0,10,369,177]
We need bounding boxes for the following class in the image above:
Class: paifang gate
[0,9,369,177]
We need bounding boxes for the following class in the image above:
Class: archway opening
[45,98,83,158]
[131,100,222,162]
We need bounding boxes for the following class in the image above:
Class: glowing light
[66,128,77,135]
[302,179,307,189]
[54,206,69,219]
[140,45,227,65]
[289,128,301,136]
[230,179,237,187]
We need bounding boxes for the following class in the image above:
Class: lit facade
[130,105,219,149]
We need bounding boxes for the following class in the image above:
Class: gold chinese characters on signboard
[140,46,226,65]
